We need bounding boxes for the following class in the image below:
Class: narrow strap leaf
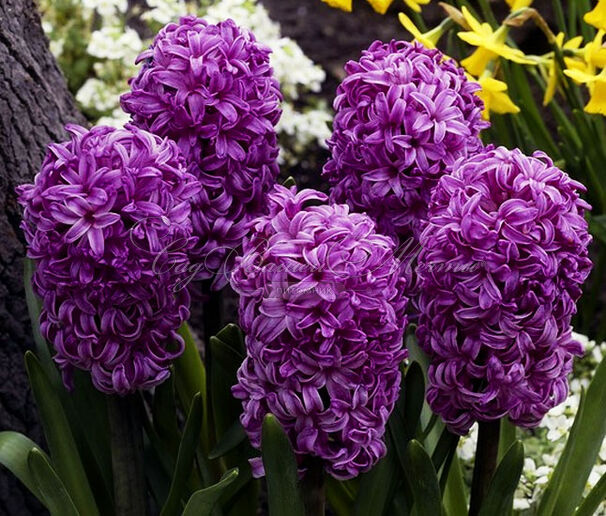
[478,441,524,516]
[0,431,47,504]
[404,440,442,516]
[575,471,606,516]
[25,352,99,516]
[182,468,239,516]
[161,393,204,516]
[28,448,79,516]
[261,414,305,516]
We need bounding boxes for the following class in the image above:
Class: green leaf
[404,440,442,516]
[261,414,305,516]
[0,431,47,504]
[539,353,606,516]
[589,215,606,246]
[209,421,247,460]
[153,374,180,458]
[443,456,468,516]
[354,443,401,516]
[326,477,354,516]
[182,468,239,516]
[498,419,517,462]
[161,393,204,516]
[28,448,79,516]
[23,259,58,381]
[478,441,524,516]
[282,176,296,188]
[25,351,99,516]
[174,323,211,463]
[575,470,606,516]
[214,323,245,357]
[209,336,245,444]
[431,428,458,474]
[403,362,425,439]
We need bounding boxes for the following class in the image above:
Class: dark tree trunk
[0,0,85,513]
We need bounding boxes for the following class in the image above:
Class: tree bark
[0,0,85,513]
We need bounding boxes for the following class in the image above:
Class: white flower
[87,26,143,62]
[98,107,131,128]
[514,498,531,510]
[76,79,121,112]
[49,38,64,58]
[82,0,127,19]
[143,0,189,25]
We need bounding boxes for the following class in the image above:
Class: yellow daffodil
[564,67,606,114]
[321,0,352,11]
[543,32,583,105]
[367,0,395,14]
[403,0,430,13]
[322,0,428,14]
[578,30,606,72]
[474,75,520,120]
[505,0,533,11]
[585,0,606,31]
[398,13,446,49]
[457,7,535,76]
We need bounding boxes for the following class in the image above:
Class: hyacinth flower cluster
[415,147,593,434]
[121,16,282,288]
[231,185,409,479]
[323,40,488,243]
[17,125,200,395]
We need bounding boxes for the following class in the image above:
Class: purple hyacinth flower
[323,40,488,243]
[231,185,409,479]
[17,124,200,395]
[121,16,282,289]
[416,146,593,434]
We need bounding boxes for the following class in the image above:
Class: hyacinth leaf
[23,258,58,382]
[261,414,305,516]
[174,323,210,455]
[325,477,354,516]
[152,374,180,459]
[182,468,239,516]
[478,441,524,516]
[431,427,458,474]
[539,354,606,515]
[24,351,99,516]
[62,371,113,515]
[537,388,586,515]
[498,419,517,461]
[404,440,442,516]
[443,456,468,516]
[214,323,246,356]
[282,176,296,188]
[209,335,244,445]
[589,215,606,246]
[160,393,203,516]
[403,361,425,439]
[0,432,48,504]
[208,421,247,460]
[575,469,606,516]
[354,441,401,516]
[28,448,79,516]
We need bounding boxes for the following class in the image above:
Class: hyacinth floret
[17,124,200,395]
[323,40,488,241]
[231,185,409,479]
[121,16,282,287]
[416,146,593,434]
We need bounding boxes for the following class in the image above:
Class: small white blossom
[88,26,143,62]
[82,0,127,20]
[143,0,190,25]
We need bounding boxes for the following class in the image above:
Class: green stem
[108,395,146,516]
[469,420,500,516]
[302,457,325,516]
